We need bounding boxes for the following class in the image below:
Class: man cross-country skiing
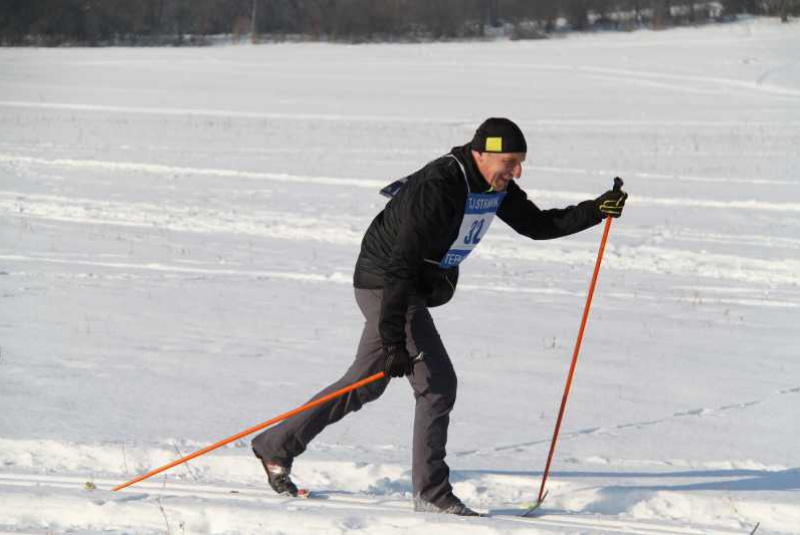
[252,118,627,515]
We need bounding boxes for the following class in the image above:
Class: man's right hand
[383,343,413,378]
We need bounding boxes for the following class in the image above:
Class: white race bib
[438,191,505,268]
[437,155,505,269]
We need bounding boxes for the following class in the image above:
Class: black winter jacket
[353,143,603,347]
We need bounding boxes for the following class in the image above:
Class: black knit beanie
[470,118,527,154]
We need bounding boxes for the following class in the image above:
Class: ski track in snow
[4,97,800,124]
[3,154,800,210]
[0,100,470,126]
[453,384,800,458]
[0,472,752,535]
[2,187,799,289]
[566,63,800,99]
[2,253,797,310]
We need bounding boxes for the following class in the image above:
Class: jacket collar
[450,143,496,194]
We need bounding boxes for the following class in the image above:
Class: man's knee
[428,362,457,410]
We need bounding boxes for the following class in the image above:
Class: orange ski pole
[113,371,386,492]
[527,178,623,514]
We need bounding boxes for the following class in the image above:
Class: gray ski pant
[251,287,457,505]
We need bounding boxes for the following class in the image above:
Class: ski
[229,487,311,498]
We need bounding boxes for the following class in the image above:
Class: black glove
[595,178,628,218]
[383,343,413,378]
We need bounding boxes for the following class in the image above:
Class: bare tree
[3,0,784,46]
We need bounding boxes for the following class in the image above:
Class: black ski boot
[254,450,299,497]
[413,495,483,517]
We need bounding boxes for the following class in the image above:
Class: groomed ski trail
[0,472,746,535]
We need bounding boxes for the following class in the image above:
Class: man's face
[472,150,526,192]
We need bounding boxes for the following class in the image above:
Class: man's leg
[251,288,387,465]
[405,299,458,507]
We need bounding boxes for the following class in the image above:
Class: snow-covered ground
[1,17,799,534]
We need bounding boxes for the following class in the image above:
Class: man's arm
[379,179,456,347]
[497,181,603,240]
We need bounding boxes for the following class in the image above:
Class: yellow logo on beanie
[485,137,503,152]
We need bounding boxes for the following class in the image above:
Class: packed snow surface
[1,17,799,534]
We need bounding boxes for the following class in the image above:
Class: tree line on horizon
[1,0,796,46]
